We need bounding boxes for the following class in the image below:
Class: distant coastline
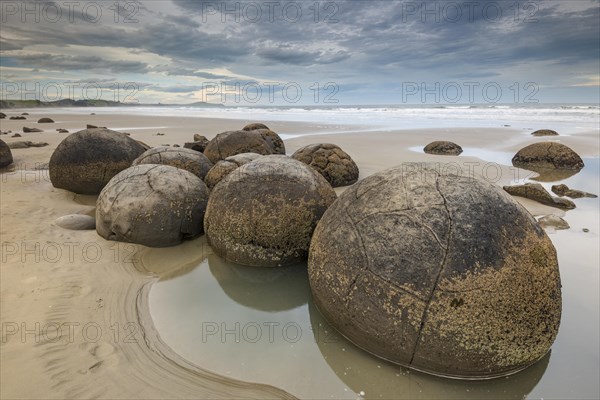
[0,99,225,109]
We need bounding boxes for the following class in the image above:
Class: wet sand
[1,109,598,399]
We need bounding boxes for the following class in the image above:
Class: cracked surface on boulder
[132,146,213,180]
[292,143,359,187]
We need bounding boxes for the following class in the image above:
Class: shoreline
[1,111,598,399]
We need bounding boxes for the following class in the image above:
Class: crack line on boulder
[409,174,453,364]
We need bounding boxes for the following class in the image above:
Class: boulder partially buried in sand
[96,164,209,247]
[204,152,262,189]
[504,183,576,210]
[37,117,54,123]
[292,143,359,187]
[512,142,584,171]
[424,141,463,155]
[242,122,270,131]
[23,127,43,133]
[49,128,146,195]
[0,139,13,167]
[132,146,213,180]
[531,129,558,136]
[8,141,48,149]
[205,155,336,267]
[254,129,286,154]
[203,130,278,164]
[308,163,562,379]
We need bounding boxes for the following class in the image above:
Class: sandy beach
[1,109,599,399]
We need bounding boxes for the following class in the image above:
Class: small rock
[184,140,208,153]
[242,123,270,131]
[0,112,6,119]
[38,117,54,123]
[551,184,597,199]
[23,127,43,133]
[87,124,98,129]
[0,139,13,167]
[9,116,26,120]
[583,228,590,233]
[424,141,463,156]
[55,214,96,230]
[11,133,21,138]
[193,134,208,142]
[21,112,29,115]
[531,129,559,136]
[7,141,49,149]
[57,129,69,133]
[538,215,570,231]
[156,133,164,136]
[503,183,576,210]
[90,113,96,115]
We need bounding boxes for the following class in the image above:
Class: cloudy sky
[1,0,598,105]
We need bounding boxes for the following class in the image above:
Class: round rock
[308,163,561,379]
[531,129,558,136]
[424,141,463,155]
[55,214,96,230]
[132,146,213,180]
[254,129,285,154]
[205,155,337,267]
[292,143,359,187]
[38,117,54,123]
[204,152,262,189]
[49,128,146,195]
[512,142,584,171]
[0,139,13,168]
[242,123,269,131]
[203,130,275,164]
[96,164,209,247]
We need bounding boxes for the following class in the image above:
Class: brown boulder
[512,142,584,171]
[292,143,359,187]
[204,152,262,189]
[424,141,463,155]
[551,184,597,199]
[503,183,575,209]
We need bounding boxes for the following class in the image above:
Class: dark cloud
[8,54,149,73]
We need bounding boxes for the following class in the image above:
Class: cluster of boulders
[40,122,582,379]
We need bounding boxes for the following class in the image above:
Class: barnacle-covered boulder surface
[205,155,337,267]
[204,152,262,189]
[292,143,359,187]
[423,141,463,155]
[49,128,146,194]
[308,163,562,379]
[132,146,213,180]
[253,129,286,154]
[512,142,584,171]
[0,139,13,168]
[96,164,209,248]
[203,130,275,164]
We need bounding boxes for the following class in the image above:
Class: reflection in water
[208,255,309,312]
[524,166,582,182]
[308,301,549,399]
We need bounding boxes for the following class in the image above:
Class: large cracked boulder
[204,152,262,189]
[512,142,584,171]
[0,139,13,168]
[203,129,285,164]
[205,155,337,267]
[96,164,209,247]
[504,183,576,210]
[49,128,146,195]
[308,163,562,379]
[132,146,213,180]
[424,141,463,155]
[292,143,359,187]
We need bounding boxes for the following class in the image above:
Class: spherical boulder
[0,139,13,168]
[292,143,359,187]
[531,129,558,136]
[242,122,269,131]
[38,117,54,123]
[96,164,209,247]
[254,129,285,154]
[203,130,274,164]
[512,142,584,171]
[49,128,146,195]
[308,163,562,379]
[424,141,463,155]
[205,155,337,267]
[204,152,262,189]
[132,146,213,180]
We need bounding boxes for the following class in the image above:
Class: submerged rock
[308,163,562,379]
[551,184,597,199]
[538,215,570,232]
[96,164,209,247]
[292,143,359,187]
[512,142,584,171]
[423,141,463,155]
[205,155,336,267]
[504,183,576,210]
